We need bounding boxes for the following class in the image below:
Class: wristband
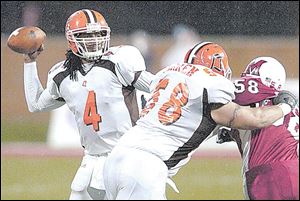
[278,103,292,116]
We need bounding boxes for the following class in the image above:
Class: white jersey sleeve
[46,61,66,99]
[186,66,235,104]
[207,75,236,104]
[24,61,65,112]
[133,70,155,93]
[108,45,147,87]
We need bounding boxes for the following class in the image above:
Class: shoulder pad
[48,61,65,76]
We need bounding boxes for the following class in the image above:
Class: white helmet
[241,57,286,91]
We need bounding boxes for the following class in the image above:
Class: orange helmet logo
[184,42,232,79]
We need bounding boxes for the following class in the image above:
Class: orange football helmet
[65,9,110,60]
[184,42,232,79]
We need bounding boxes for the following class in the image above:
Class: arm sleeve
[24,62,65,112]
[208,76,236,104]
[133,71,155,93]
[114,45,147,87]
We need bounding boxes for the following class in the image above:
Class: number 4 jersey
[32,45,148,155]
[116,63,235,175]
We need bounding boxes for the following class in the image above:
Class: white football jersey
[116,63,235,175]
[45,45,146,155]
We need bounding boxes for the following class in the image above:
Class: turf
[1,156,243,200]
[166,158,243,200]
[1,157,81,200]
[1,121,48,142]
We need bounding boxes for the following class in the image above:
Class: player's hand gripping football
[24,44,44,63]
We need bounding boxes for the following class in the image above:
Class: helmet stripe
[188,42,212,64]
[85,9,96,23]
[91,10,98,23]
[82,10,91,23]
[184,49,192,63]
[83,9,96,23]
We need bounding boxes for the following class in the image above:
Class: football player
[102,42,298,199]
[23,9,154,200]
[215,57,299,200]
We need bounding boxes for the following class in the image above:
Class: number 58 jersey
[117,63,235,172]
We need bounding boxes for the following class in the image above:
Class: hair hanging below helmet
[65,9,111,61]
[241,56,286,91]
[184,42,232,79]
[63,49,83,81]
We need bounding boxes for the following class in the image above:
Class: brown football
[7,26,46,54]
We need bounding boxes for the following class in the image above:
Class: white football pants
[69,153,108,200]
[103,146,168,200]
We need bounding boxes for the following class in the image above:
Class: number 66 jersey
[116,63,235,175]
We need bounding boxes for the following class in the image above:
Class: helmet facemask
[210,53,232,80]
[66,23,110,61]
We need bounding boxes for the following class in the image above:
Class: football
[7,26,46,54]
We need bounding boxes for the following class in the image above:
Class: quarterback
[23,9,154,200]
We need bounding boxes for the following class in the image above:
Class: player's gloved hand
[141,94,147,109]
[216,127,235,144]
[272,90,298,109]
[24,44,44,63]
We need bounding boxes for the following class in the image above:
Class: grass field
[1,121,243,199]
[1,156,244,200]
[1,121,48,142]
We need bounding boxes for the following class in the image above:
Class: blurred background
[1,1,299,200]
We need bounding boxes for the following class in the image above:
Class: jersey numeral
[158,82,189,125]
[140,79,168,117]
[83,90,102,132]
[141,78,189,125]
[234,79,259,94]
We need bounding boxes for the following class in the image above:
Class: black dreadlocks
[63,50,83,81]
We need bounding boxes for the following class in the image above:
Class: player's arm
[211,101,293,130]
[23,48,65,112]
[132,71,155,93]
[208,76,297,130]
[114,45,154,93]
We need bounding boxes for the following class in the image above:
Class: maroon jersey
[232,76,299,200]
[234,76,279,106]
